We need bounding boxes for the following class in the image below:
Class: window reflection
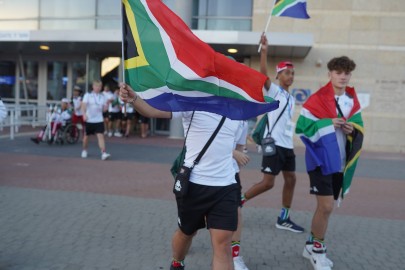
[21,61,39,100]
[192,0,252,30]
[0,61,16,99]
[47,61,67,101]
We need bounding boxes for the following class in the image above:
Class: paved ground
[0,134,404,270]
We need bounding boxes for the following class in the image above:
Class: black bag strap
[335,97,344,118]
[267,94,290,136]
[191,115,226,168]
[181,111,195,149]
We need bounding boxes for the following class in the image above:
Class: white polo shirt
[82,92,107,123]
[172,111,240,187]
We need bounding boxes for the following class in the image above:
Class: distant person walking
[81,80,111,160]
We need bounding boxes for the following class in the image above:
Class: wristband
[127,95,138,104]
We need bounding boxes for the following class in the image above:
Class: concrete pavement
[0,135,404,270]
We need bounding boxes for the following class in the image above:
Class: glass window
[96,0,120,29]
[40,0,96,18]
[192,0,252,30]
[0,61,16,99]
[0,0,39,19]
[21,61,39,100]
[47,61,67,101]
[72,62,87,93]
[40,19,95,30]
[0,20,38,30]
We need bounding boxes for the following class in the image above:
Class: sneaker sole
[303,246,334,268]
[275,223,304,233]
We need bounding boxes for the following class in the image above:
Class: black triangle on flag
[122,3,139,61]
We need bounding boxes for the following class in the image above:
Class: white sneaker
[303,243,334,268]
[233,256,249,270]
[101,152,111,160]
[114,132,123,137]
[107,131,113,137]
[81,150,88,158]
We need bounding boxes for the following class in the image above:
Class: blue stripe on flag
[144,93,279,120]
[301,133,341,175]
[278,2,310,19]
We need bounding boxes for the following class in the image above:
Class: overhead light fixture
[227,48,238,54]
[39,45,50,51]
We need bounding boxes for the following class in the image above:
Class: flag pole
[258,0,277,53]
[121,0,127,116]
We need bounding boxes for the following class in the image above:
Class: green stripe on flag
[296,115,333,138]
[272,0,298,16]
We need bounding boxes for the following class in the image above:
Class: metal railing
[0,104,49,140]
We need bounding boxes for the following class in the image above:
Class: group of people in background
[30,80,150,161]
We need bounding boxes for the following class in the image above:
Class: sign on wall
[291,88,311,105]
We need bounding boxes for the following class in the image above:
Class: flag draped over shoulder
[296,82,364,199]
[272,0,310,19]
[122,0,279,120]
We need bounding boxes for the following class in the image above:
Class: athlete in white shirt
[81,80,111,160]
[242,34,304,233]
[120,83,241,270]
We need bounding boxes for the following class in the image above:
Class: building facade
[1,0,404,152]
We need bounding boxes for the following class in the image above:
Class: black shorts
[135,112,150,124]
[109,112,122,121]
[122,112,135,121]
[235,173,242,207]
[176,182,239,235]
[85,122,104,135]
[261,146,295,175]
[102,111,109,118]
[308,167,343,199]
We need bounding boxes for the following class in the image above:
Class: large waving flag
[296,82,364,199]
[122,0,279,120]
[272,0,310,19]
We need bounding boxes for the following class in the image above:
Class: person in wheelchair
[31,98,72,144]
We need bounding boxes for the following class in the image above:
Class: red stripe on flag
[146,0,267,102]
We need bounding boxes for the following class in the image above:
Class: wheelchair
[45,121,80,145]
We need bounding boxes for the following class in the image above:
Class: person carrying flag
[242,34,304,233]
[296,56,364,270]
[120,83,244,270]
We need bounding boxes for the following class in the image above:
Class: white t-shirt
[172,111,240,187]
[263,83,295,149]
[103,91,114,112]
[72,96,83,116]
[121,99,135,114]
[82,92,107,123]
[109,93,121,113]
[335,92,354,172]
[232,121,248,173]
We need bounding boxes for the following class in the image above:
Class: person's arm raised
[119,83,172,119]
[260,34,271,90]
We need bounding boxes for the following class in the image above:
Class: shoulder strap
[181,111,195,148]
[267,94,290,135]
[335,98,344,118]
[191,116,226,168]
